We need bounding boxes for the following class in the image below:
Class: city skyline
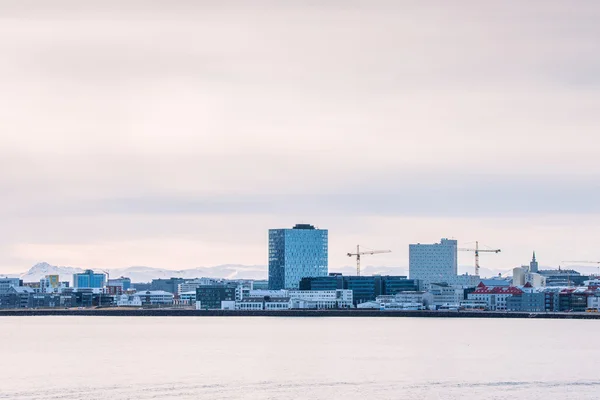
[2,2,600,274]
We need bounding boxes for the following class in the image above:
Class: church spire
[530,251,539,273]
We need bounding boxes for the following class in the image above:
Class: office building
[409,238,458,289]
[299,274,419,305]
[252,280,269,290]
[73,270,106,289]
[506,289,546,312]
[150,278,186,294]
[0,286,35,308]
[429,283,464,307]
[268,223,328,290]
[196,284,237,310]
[0,278,22,294]
[177,278,219,295]
[107,277,131,291]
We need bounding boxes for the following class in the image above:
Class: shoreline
[0,309,599,319]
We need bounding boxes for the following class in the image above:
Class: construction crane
[347,245,391,276]
[458,241,501,276]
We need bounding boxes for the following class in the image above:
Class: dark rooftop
[293,224,316,230]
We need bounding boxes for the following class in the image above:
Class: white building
[116,294,142,307]
[588,296,600,310]
[409,238,458,289]
[135,290,174,306]
[513,266,546,288]
[429,283,464,307]
[232,297,290,310]
[178,291,197,305]
[392,291,434,307]
[247,289,289,298]
[288,289,353,309]
[356,301,380,309]
[220,300,237,310]
[177,278,219,295]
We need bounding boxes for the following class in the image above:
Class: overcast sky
[1,1,600,276]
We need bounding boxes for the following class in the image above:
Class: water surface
[0,317,598,399]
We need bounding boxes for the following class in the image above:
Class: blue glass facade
[73,270,106,289]
[269,224,328,290]
[300,275,420,305]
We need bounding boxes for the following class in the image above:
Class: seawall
[0,309,599,319]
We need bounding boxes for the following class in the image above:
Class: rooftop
[293,224,316,230]
[473,283,523,295]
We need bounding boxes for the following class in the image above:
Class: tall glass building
[268,224,328,290]
[73,270,106,289]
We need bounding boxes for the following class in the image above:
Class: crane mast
[347,245,392,276]
[458,241,501,276]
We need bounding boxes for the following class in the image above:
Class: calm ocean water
[0,317,598,399]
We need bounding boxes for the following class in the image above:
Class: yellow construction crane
[347,245,391,276]
[458,241,501,276]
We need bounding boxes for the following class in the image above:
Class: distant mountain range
[9,262,410,284]
[6,262,523,284]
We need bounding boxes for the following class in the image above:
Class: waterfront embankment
[0,309,599,319]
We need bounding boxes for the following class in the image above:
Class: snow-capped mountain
[19,262,268,283]
[20,262,85,283]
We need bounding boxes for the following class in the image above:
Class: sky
[1,1,600,276]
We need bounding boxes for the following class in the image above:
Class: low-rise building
[116,294,142,307]
[558,287,593,312]
[196,284,237,310]
[506,289,546,312]
[232,297,290,310]
[0,278,22,294]
[178,291,197,305]
[429,283,464,308]
[300,274,419,305]
[391,291,433,306]
[135,290,174,306]
[0,286,34,308]
[177,278,218,295]
[468,283,524,311]
[288,289,353,309]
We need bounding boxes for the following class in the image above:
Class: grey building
[0,278,22,294]
[151,278,187,294]
[506,292,546,312]
[538,269,588,287]
[0,286,35,308]
[196,284,237,310]
[409,238,458,289]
